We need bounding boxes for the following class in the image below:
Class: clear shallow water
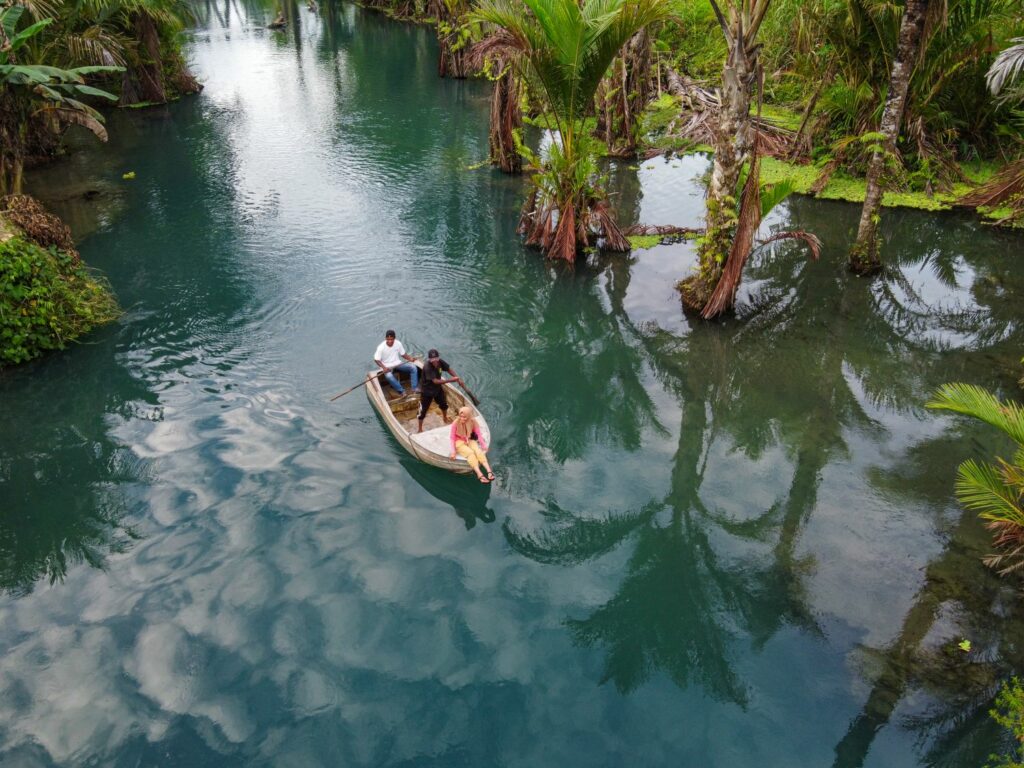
[3,2,1024,765]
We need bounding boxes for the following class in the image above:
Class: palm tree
[678,0,771,310]
[927,383,1024,576]
[471,0,672,262]
[470,31,524,173]
[848,0,929,274]
[958,37,1024,225]
[432,0,471,78]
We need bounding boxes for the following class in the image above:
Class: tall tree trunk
[849,0,928,275]
[433,0,468,78]
[679,37,756,311]
[596,30,652,154]
[120,12,168,106]
[490,69,522,173]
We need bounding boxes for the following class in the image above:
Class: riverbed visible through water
[2,2,1024,765]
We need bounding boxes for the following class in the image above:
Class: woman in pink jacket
[449,406,495,483]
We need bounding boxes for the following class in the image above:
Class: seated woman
[449,406,495,484]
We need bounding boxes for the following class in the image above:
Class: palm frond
[954,459,1024,526]
[926,383,1024,446]
[755,229,823,260]
[987,37,1024,97]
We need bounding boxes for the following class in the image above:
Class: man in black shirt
[418,348,462,433]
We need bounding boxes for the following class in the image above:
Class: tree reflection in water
[0,352,147,596]
[505,197,1024,758]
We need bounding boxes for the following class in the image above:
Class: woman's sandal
[478,475,491,484]
[486,472,495,481]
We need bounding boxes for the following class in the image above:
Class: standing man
[418,348,461,433]
[374,330,419,396]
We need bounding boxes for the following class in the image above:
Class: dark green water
[3,3,1024,765]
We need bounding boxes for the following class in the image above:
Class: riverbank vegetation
[0,0,201,195]
[1,0,198,365]
[0,196,119,366]
[349,0,1023,315]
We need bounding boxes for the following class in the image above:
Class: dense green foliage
[0,0,198,194]
[0,235,119,365]
[662,0,1024,176]
[989,677,1024,768]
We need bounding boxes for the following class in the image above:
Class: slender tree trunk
[120,13,168,106]
[490,69,522,173]
[679,38,755,311]
[596,30,652,154]
[849,0,928,275]
[433,0,468,78]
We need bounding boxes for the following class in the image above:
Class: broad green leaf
[9,19,53,52]
[73,84,119,101]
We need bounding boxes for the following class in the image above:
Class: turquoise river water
[2,2,1024,765]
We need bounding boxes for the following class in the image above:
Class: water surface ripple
[2,2,1024,767]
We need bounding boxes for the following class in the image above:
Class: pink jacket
[450,420,487,454]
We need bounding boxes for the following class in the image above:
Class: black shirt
[421,359,451,395]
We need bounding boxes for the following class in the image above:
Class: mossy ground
[758,157,1015,223]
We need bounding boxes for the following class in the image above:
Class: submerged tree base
[848,240,884,277]
[676,274,716,314]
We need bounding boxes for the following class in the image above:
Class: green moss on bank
[0,233,120,366]
[628,234,663,250]
[759,156,1016,223]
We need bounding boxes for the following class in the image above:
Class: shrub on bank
[0,236,119,366]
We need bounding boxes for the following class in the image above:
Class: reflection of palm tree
[503,269,665,468]
[829,427,1024,768]
[504,391,808,705]
[0,357,146,596]
[504,198,1024,711]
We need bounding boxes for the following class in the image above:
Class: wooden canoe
[366,361,491,474]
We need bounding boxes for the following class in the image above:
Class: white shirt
[374,339,406,368]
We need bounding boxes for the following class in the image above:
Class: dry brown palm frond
[550,202,577,262]
[983,519,1024,576]
[662,67,800,159]
[50,28,128,68]
[591,199,629,252]
[35,107,108,142]
[16,0,59,21]
[958,160,1024,210]
[468,30,518,70]
[756,229,822,260]
[702,149,763,319]
[518,187,538,235]
[809,160,838,194]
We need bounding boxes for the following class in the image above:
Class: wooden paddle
[441,377,481,407]
[329,371,383,402]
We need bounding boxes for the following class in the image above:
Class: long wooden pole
[329,371,382,401]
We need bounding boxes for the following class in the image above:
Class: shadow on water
[400,457,496,530]
[0,346,150,596]
[505,193,1023,761]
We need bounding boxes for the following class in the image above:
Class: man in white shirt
[374,330,419,396]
